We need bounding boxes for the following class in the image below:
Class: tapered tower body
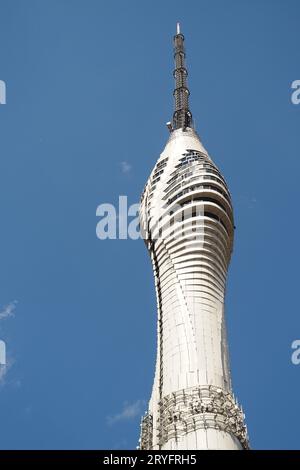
[139,25,249,450]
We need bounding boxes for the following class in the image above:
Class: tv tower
[139,24,249,450]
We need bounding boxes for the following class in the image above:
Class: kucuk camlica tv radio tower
[139,24,249,450]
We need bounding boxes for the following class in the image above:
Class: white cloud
[0,300,17,385]
[235,195,258,210]
[0,300,17,320]
[120,161,132,174]
[0,358,14,386]
[107,399,145,425]
[0,366,6,383]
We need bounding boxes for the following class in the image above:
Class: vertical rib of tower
[139,25,249,451]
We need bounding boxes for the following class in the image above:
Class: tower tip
[172,22,193,129]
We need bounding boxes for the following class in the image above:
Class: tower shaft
[139,26,249,451]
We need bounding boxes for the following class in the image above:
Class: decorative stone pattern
[157,385,249,449]
[139,412,153,450]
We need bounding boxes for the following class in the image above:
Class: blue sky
[0,0,299,450]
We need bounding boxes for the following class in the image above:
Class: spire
[172,23,193,130]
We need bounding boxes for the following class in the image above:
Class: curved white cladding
[139,128,248,450]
